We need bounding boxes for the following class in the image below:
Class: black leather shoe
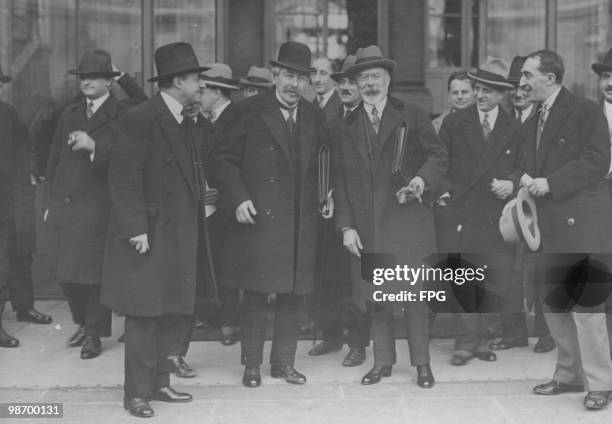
[67,325,86,347]
[124,397,154,418]
[534,335,555,353]
[342,347,366,367]
[489,337,528,350]
[221,328,240,346]
[270,365,307,384]
[16,308,52,324]
[533,380,585,395]
[168,355,196,378]
[0,328,19,348]
[242,365,261,388]
[584,391,612,409]
[151,386,192,403]
[308,340,343,356]
[417,364,435,389]
[361,365,392,385]
[475,350,497,362]
[80,336,101,359]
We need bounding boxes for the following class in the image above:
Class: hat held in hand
[499,187,541,251]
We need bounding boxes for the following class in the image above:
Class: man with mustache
[333,45,447,388]
[311,57,342,124]
[214,41,330,388]
[519,49,612,410]
[432,71,475,134]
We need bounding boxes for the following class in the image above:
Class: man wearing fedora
[214,40,330,387]
[333,45,447,388]
[239,66,273,99]
[101,42,214,417]
[519,49,612,410]
[42,49,129,359]
[436,57,525,366]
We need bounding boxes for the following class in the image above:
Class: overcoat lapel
[85,95,119,134]
[461,107,487,160]
[345,105,372,169]
[375,101,404,168]
[536,88,572,173]
[259,91,292,165]
[296,98,314,181]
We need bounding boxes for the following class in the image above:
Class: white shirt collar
[363,96,387,120]
[317,89,335,108]
[604,100,612,119]
[542,86,562,112]
[160,91,185,124]
[86,92,110,115]
[477,105,499,129]
[211,100,231,123]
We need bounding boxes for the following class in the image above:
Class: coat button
[567,217,575,226]
[165,157,173,164]
[356,184,362,188]
[268,177,276,183]
[559,138,566,146]
[265,209,272,215]
[269,146,275,151]
[64,197,71,204]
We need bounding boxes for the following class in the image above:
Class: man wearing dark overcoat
[43,50,128,359]
[520,49,612,410]
[214,41,329,388]
[334,45,447,388]
[101,42,212,418]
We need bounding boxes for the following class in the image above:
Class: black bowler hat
[149,42,210,82]
[0,66,11,83]
[68,49,121,78]
[467,57,513,90]
[508,56,527,88]
[592,48,612,75]
[269,41,314,74]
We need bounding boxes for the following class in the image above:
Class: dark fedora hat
[344,45,396,78]
[592,48,612,75]
[68,49,121,78]
[508,56,527,87]
[200,63,239,90]
[331,55,356,81]
[239,66,273,88]
[269,41,314,74]
[149,42,210,82]
[468,57,514,90]
[0,66,11,83]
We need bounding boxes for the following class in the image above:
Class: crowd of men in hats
[3,37,612,418]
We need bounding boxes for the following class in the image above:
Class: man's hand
[129,233,150,254]
[67,131,95,153]
[236,200,257,224]
[396,176,425,204]
[519,173,534,188]
[490,178,514,200]
[343,228,363,258]
[527,178,550,198]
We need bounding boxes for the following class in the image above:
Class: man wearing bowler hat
[214,41,330,387]
[42,49,128,359]
[101,42,213,417]
[333,45,447,388]
[239,66,273,98]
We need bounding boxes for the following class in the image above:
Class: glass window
[154,0,216,66]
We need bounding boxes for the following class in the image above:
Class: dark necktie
[86,100,94,119]
[536,104,548,151]
[370,106,380,134]
[482,113,491,140]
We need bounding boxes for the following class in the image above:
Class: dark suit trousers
[7,252,34,311]
[241,290,305,366]
[371,304,430,367]
[319,289,370,348]
[60,283,111,337]
[0,222,8,302]
[498,245,528,339]
[124,314,189,398]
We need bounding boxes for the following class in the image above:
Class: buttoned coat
[213,89,329,295]
[334,97,448,312]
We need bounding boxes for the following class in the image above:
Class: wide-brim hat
[331,55,357,81]
[468,57,513,90]
[269,41,314,74]
[507,56,526,87]
[344,45,396,78]
[149,42,210,82]
[200,63,239,90]
[0,66,11,83]
[592,48,612,75]
[239,66,273,88]
[68,49,121,78]
[499,187,541,251]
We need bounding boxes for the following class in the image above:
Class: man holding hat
[436,57,525,366]
[333,45,447,387]
[102,42,213,417]
[239,66,273,98]
[214,40,330,387]
[42,49,128,360]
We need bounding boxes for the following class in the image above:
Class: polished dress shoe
[242,365,261,388]
[361,365,392,385]
[151,386,192,403]
[416,364,435,388]
[168,355,196,378]
[489,337,528,350]
[16,308,52,324]
[533,380,584,395]
[220,327,240,346]
[67,325,86,347]
[0,328,19,348]
[475,350,497,362]
[308,340,342,356]
[124,397,154,418]
[342,347,366,367]
[583,391,612,409]
[534,335,555,353]
[270,365,307,384]
[80,335,101,359]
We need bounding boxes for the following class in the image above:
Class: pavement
[1,301,611,423]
